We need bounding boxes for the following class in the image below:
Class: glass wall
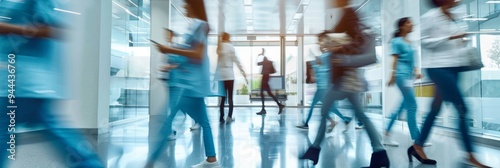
[415,0,500,136]
[109,0,151,122]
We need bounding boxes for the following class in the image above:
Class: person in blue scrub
[0,0,103,167]
[297,53,352,133]
[145,0,220,168]
[384,17,423,147]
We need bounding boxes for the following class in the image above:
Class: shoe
[296,124,309,129]
[327,121,338,133]
[465,156,492,168]
[300,146,321,165]
[256,110,267,115]
[226,116,235,123]
[343,118,352,133]
[191,160,220,168]
[219,118,225,123]
[355,123,364,129]
[423,142,432,147]
[383,135,399,147]
[278,104,285,114]
[167,131,177,141]
[190,123,200,130]
[407,146,437,165]
[361,150,390,168]
[383,139,399,147]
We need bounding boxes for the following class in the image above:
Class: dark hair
[393,17,410,38]
[222,32,230,41]
[185,0,209,33]
[430,0,447,7]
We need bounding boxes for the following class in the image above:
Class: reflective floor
[9,107,500,168]
[109,107,500,168]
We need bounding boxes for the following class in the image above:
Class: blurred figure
[300,0,389,167]
[297,38,352,132]
[146,0,220,167]
[215,32,248,123]
[255,48,285,115]
[410,0,490,167]
[0,0,103,167]
[384,17,423,147]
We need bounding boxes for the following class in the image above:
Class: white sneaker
[191,160,220,168]
[190,123,200,130]
[226,116,235,123]
[424,142,432,147]
[383,138,399,147]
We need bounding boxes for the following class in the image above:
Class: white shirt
[215,42,246,81]
[420,8,468,68]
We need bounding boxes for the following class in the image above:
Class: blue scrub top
[0,0,66,99]
[391,37,415,76]
[175,19,210,98]
[312,53,331,90]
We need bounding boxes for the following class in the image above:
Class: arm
[420,15,466,49]
[157,44,204,60]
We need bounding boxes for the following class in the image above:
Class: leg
[328,101,351,123]
[394,76,420,140]
[219,90,226,122]
[226,80,235,118]
[347,93,385,152]
[311,88,346,148]
[38,99,103,167]
[386,101,404,134]
[260,76,266,111]
[178,96,217,158]
[304,89,323,125]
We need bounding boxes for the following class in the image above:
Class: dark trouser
[415,67,474,152]
[219,80,234,120]
[260,74,280,110]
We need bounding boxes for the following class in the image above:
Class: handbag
[460,46,483,71]
[331,29,378,67]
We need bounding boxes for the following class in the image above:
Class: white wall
[57,0,111,132]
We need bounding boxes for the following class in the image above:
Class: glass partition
[109,0,151,122]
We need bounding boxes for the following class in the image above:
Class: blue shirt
[175,19,210,98]
[0,0,66,98]
[391,37,415,76]
[313,53,332,90]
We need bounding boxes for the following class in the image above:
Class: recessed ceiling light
[486,1,500,3]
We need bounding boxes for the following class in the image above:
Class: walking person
[408,0,490,167]
[0,0,103,167]
[215,32,248,123]
[255,48,285,115]
[300,0,389,167]
[146,0,220,167]
[297,39,352,133]
[384,17,423,147]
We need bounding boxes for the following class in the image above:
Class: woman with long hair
[384,17,423,147]
[146,0,220,167]
[300,0,389,167]
[408,0,490,167]
[215,32,248,123]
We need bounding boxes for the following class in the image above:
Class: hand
[156,44,170,54]
[160,64,178,72]
[388,76,396,86]
[415,73,423,79]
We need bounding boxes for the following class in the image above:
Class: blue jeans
[304,88,351,125]
[386,74,420,140]
[0,98,103,168]
[311,87,384,152]
[415,67,474,152]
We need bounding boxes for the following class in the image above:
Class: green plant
[238,84,249,95]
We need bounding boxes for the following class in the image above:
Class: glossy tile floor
[7,107,500,168]
[108,107,500,168]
